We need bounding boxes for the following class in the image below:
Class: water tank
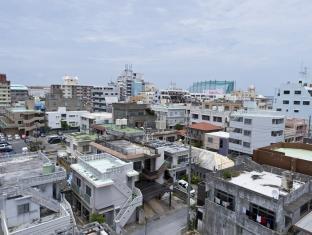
[116,119,121,126]
[281,171,293,192]
[121,118,127,126]
[43,163,56,175]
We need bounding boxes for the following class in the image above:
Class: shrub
[90,213,105,224]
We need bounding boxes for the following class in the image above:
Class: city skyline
[1,0,312,95]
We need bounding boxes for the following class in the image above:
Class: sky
[1,0,312,95]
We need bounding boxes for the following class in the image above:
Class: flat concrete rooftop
[101,124,144,134]
[68,132,98,142]
[229,170,304,198]
[274,147,312,161]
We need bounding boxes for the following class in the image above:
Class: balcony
[71,183,90,204]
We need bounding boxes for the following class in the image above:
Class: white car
[7,135,13,141]
[14,134,20,140]
[178,179,196,197]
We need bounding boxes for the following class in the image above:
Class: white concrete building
[70,153,142,234]
[152,104,187,130]
[0,152,75,235]
[0,74,11,110]
[45,107,89,129]
[80,112,113,133]
[190,106,231,130]
[92,86,119,112]
[229,109,285,155]
[273,77,312,122]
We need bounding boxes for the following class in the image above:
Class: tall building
[0,73,11,110]
[10,84,29,104]
[91,85,119,112]
[273,68,312,122]
[116,65,144,101]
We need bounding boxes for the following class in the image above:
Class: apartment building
[190,106,231,130]
[112,103,156,129]
[204,131,230,155]
[188,122,223,144]
[273,76,312,121]
[200,159,312,235]
[80,112,113,133]
[284,118,308,143]
[46,107,89,129]
[152,104,187,130]
[10,84,29,104]
[92,86,119,112]
[0,107,45,135]
[229,110,285,155]
[0,152,75,235]
[70,153,142,233]
[28,86,50,98]
[0,74,11,110]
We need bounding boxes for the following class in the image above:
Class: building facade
[91,86,119,112]
[10,84,29,104]
[0,74,11,110]
[229,110,285,155]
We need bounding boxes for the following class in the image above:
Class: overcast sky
[1,0,312,95]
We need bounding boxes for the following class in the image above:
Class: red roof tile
[189,122,223,132]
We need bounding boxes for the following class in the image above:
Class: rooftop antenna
[299,65,308,80]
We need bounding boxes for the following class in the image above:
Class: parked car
[0,143,13,152]
[48,136,65,144]
[14,134,20,140]
[177,179,196,197]
[7,135,13,141]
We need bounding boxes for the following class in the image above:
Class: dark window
[192,114,199,119]
[276,108,282,111]
[86,185,92,197]
[272,119,284,124]
[283,100,289,104]
[284,90,290,94]
[249,203,275,230]
[214,189,235,211]
[202,115,210,121]
[300,202,309,216]
[244,130,251,136]
[294,110,299,113]
[294,90,301,95]
[293,101,300,105]
[303,101,310,105]
[76,177,81,187]
[244,118,252,125]
[243,142,250,148]
[213,116,222,122]
[17,203,30,215]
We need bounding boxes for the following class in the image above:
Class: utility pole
[308,115,311,138]
[187,111,192,230]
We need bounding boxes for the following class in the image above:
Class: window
[249,203,275,230]
[82,145,89,152]
[192,114,199,119]
[294,110,299,113]
[233,128,242,134]
[293,101,300,105]
[285,216,292,227]
[213,116,222,123]
[294,90,301,95]
[202,115,210,121]
[231,116,243,122]
[17,203,30,215]
[303,101,310,105]
[214,189,235,211]
[229,138,241,145]
[284,90,290,94]
[276,108,282,111]
[271,130,283,137]
[207,137,213,143]
[243,142,250,148]
[283,100,289,104]
[243,130,251,136]
[76,177,81,187]
[178,155,188,164]
[244,118,252,125]
[86,185,92,197]
[272,119,284,124]
[300,202,309,216]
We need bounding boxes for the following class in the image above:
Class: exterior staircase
[115,187,142,234]
[142,161,168,180]
[22,187,60,212]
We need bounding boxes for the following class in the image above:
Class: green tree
[61,121,69,130]
[175,124,183,130]
[90,213,105,224]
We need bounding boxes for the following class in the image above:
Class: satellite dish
[272,190,279,200]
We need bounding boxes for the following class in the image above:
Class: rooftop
[231,109,285,118]
[205,131,230,138]
[146,140,188,154]
[190,122,223,132]
[273,147,312,162]
[100,123,144,135]
[10,84,28,90]
[229,170,304,198]
[7,107,42,113]
[67,132,98,142]
[81,112,112,119]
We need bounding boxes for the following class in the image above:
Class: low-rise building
[46,107,89,129]
[229,109,285,155]
[70,153,142,233]
[80,112,113,133]
[204,131,230,156]
[112,103,156,129]
[0,107,45,136]
[188,122,223,145]
[152,104,187,130]
[0,152,75,235]
[10,84,29,104]
[91,86,119,113]
[284,118,308,143]
[200,158,312,235]
[253,142,312,176]
[66,132,99,156]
